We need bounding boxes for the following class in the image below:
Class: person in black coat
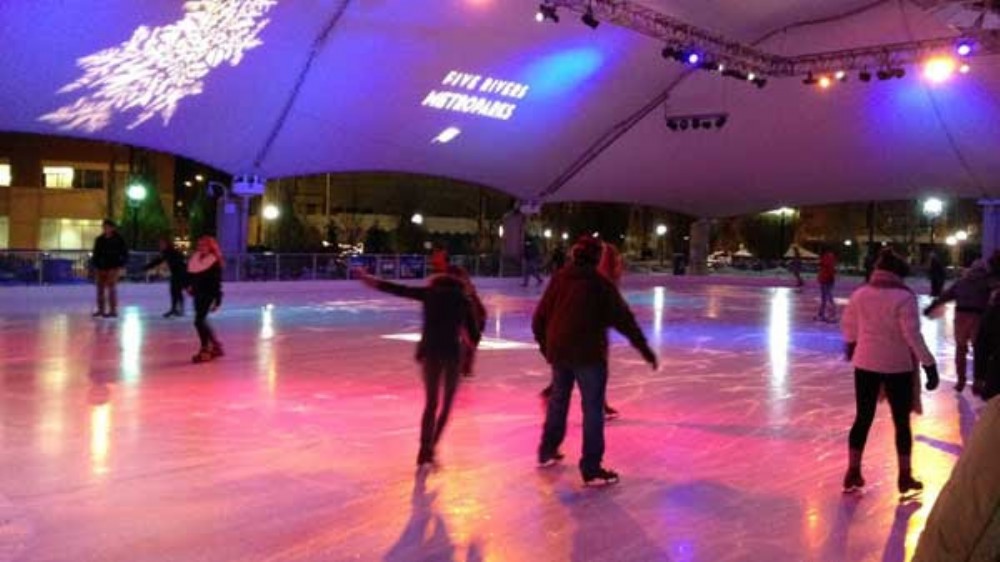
[186,236,224,363]
[358,269,482,467]
[143,238,188,317]
[91,219,129,318]
[928,253,947,298]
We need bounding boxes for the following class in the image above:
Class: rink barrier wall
[0,250,529,285]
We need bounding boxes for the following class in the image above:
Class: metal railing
[0,250,517,285]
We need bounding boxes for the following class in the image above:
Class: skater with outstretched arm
[143,238,188,317]
[534,236,658,486]
[357,269,481,467]
[187,236,224,363]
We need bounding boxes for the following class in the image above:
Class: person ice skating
[815,248,837,322]
[841,249,939,497]
[522,237,543,287]
[429,244,449,275]
[928,252,947,297]
[186,236,224,363]
[91,219,129,318]
[534,236,658,486]
[973,287,1000,400]
[447,265,486,378]
[912,397,1000,562]
[540,241,625,420]
[789,246,805,288]
[358,268,481,467]
[547,245,567,274]
[924,255,999,392]
[143,238,188,317]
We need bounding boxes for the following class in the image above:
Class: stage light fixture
[859,70,872,82]
[957,42,973,56]
[876,68,892,81]
[894,68,906,79]
[679,120,689,130]
[715,115,727,128]
[702,120,713,130]
[717,63,725,72]
[818,75,832,89]
[960,63,971,74]
[536,3,558,23]
[923,57,954,83]
[803,72,818,85]
[835,70,847,81]
[667,119,678,131]
[746,72,756,81]
[692,120,701,129]
[661,46,677,59]
[753,77,767,89]
[687,52,701,65]
[581,9,599,29]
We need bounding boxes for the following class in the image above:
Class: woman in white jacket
[841,249,939,496]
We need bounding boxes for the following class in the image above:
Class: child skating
[186,236,224,363]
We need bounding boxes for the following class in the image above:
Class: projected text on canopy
[422,71,530,121]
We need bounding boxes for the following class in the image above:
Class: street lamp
[411,213,424,226]
[955,230,968,242]
[922,197,944,245]
[126,183,147,249]
[260,203,280,247]
[656,224,668,265]
[768,207,796,258]
[543,228,553,239]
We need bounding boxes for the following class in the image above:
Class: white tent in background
[784,245,819,259]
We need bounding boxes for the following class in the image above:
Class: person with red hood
[534,236,658,486]
[815,248,838,322]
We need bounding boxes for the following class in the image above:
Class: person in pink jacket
[840,249,939,496]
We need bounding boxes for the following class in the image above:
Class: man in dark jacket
[925,257,997,391]
[534,236,658,485]
[359,269,482,467]
[91,219,129,318]
[143,238,188,317]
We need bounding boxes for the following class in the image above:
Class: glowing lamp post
[260,203,280,247]
[769,207,796,259]
[126,183,147,249]
[656,224,668,265]
[411,213,424,226]
[923,197,944,245]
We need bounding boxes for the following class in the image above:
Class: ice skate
[897,474,924,498]
[604,404,620,420]
[192,347,215,363]
[210,342,225,358]
[537,451,565,468]
[842,467,865,493]
[582,467,620,486]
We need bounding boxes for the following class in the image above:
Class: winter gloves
[923,364,940,391]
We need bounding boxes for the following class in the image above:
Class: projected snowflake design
[39,0,278,132]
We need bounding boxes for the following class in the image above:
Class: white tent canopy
[1,0,998,216]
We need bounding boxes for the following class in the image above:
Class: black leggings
[169,278,185,313]
[193,294,218,348]
[848,369,914,456]
[419,357,460,459]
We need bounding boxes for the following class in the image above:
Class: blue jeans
[539,364,608,476]
[818,282,835,318]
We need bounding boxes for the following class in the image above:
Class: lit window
[0,217,8,249]
[43,166,75,189]
[0,164,10,186]
[39,218,103,250]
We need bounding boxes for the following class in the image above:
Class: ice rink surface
[0,276,983,562]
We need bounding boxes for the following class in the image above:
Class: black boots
[897,455,923,496]
[843,449,865,492]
